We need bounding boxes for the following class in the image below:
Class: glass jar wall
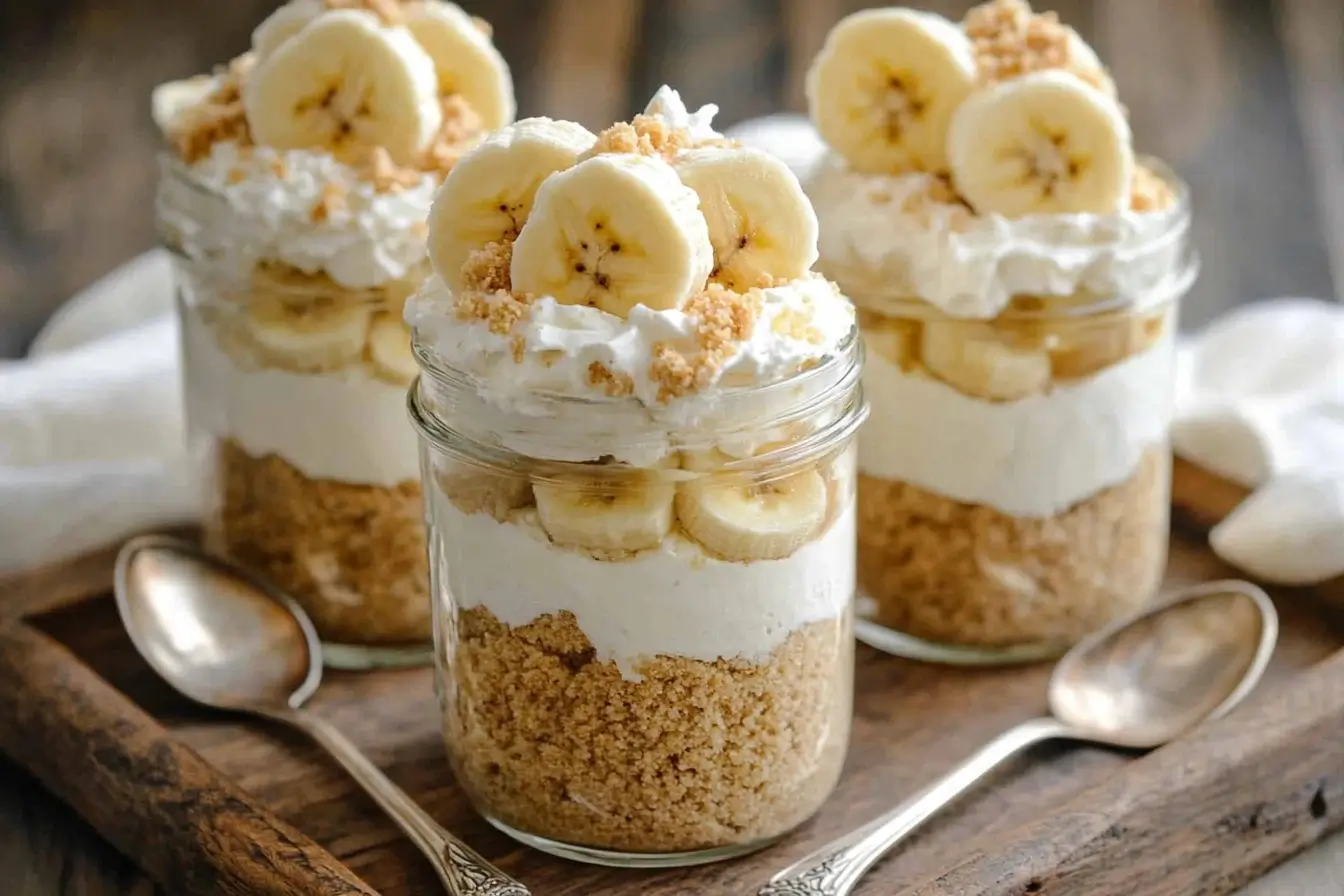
[410,335,866,866]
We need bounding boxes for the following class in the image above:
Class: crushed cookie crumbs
[648,284,762,401]
[587,362,636,397]
[310,181,349,223]
[584,114,733,162]
[455,288,531,337]
[362,146,425,192]
[1130,163,1177,212]
[461,240,514,293]
[964,0,1115,95]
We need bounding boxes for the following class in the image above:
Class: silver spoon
[114,534,529,896]
[760,580,1279,896]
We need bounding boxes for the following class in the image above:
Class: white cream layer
[807,154,1188,320]
[157,141,440,290]
[858,334,1176,518]
[432,489,855,678]
[181,307,420,486]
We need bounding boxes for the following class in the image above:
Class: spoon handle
[759,716,1073,896]
[282,709,530,896]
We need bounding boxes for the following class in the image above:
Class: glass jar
[409,332,866,867]
[845,165,1197,664]
[160,159,433,669]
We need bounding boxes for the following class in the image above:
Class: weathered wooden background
[0,0,1342,893]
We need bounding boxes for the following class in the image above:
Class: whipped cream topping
[641,85,721,141]
[158,145,439,289]
[432,488,855,677]
[807,153,1190,319]
[859,331,1176,517]
[408,273,856,464]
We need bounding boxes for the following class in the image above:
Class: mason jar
[819,160,1197,664]
[159,158,433,669]
[408,331,866,866]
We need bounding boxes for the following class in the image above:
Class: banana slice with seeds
[948,70,1133,217]
[243,9,442,165]
[511,154,714,317]
[427,118,596,288]
[676,468,829,562]
[806,9,978,175]
[672,146,818,290]
[535,473,675,554]
[404,0,515,130]
[922,320,1051,401]
[244,293,374,372]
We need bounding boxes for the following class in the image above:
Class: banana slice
[1047,305,1171,380]
[511,154,714,317]
[534,474,675,554]
[806,9,978,175]
[922,320,1051,401]
[367,312,419,383]
[676,468,828,562]
[672,146,818,290]
[404,0,515,130]
[150,75,219,134]
[251,0,324,60]
[427,118,596,288]
[859,310,922,371]
[244,294,374,372]
[948,70,1133,217]
[243,9,442,165]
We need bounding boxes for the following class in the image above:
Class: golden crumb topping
[964,0,1115,95]
[1130,163,1177,212]
[584,114,736,163]
[169,68,251,164]
[310,181,349,223]
[648,284,763,401]
[587,362,636,397]
[461,239,514,293]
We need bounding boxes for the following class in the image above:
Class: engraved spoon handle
[279,708,530,896]
[759,716,1074,896]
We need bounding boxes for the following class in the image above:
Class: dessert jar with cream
[805,0,1197,662]
[152,0,513,667]
[407,89,865,864]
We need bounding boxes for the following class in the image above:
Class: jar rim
[407,327,868,477]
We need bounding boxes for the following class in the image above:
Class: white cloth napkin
[0,249,202,576]
[724,114,1344,587]
[1,117,1340,588]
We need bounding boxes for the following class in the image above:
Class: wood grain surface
[1,515,1343,895]
[0,0,1342,894]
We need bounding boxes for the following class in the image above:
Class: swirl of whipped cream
[641,85,721,141]
[157,143,440,289]
[807,152,1190,320]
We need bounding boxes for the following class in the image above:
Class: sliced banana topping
[534,474,675,554]
[511,154,714,317]
[251,0,324,60]
[860,311,922,371]
[404,0,515,130]
[367,312,419,383]
[921,320,1051,402]
[427,118,596,288]
[672,146,818,291]
[244,293,374,373]
[948,70,1133,217]
[806,8,978,175]
[243,9,442,165]
[676,468,829,562]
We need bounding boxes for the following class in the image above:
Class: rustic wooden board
[1,460,1343,895]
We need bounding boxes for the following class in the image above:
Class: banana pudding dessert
[806,0,1196,662]
[406,87,865,863]
[153,0,512,666]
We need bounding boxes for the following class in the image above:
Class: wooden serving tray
[1,458,1343,896]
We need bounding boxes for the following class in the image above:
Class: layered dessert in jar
[805,0,1196,661]
[152,0,513,666]
[406,87,866,863]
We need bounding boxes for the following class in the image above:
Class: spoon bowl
[116,536,320,713]
[1049,581,1278,749]
[114,534,529,896]
[761,580,1280,896]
